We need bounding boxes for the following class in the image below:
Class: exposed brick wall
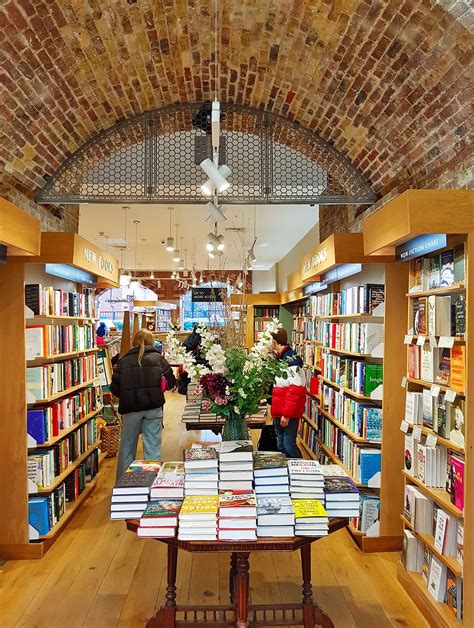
[1,0,472,219]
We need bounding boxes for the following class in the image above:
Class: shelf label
[426,434,438,448]
[429,335,438,347]
[400,420,410,433]
[404,334,413,345]
[416,335,426,346]
[395,234,447,263]
[438,336,455,349]
[412,426,422,441]
[430,385,441,398]
[401,376,407,388]
[445,389,457,403]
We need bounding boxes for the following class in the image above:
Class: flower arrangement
[166,320,289,438]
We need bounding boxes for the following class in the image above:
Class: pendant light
[247,204,257,263]
[166,207,174,251]
[119,206,132,286]
[173,224,180,263]
[129,220,141,292]
[178,238,185,270]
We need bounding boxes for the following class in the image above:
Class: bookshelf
[289,232,407,552]
[0,231,119,559]
[230,292,283,348]
[363,189,474,626]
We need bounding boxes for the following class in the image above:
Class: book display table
[182,415,267,434]
[126,518,347,628]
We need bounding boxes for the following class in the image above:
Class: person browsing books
[111,329,176,479]
[270,327,304,459]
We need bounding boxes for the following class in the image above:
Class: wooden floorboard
[0,392,428,627]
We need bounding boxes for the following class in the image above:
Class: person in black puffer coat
[111,329,176,479]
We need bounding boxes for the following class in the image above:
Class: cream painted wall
[276,223,320,291]
[252,265,277,293]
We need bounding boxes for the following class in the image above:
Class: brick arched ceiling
[1,0,472,205]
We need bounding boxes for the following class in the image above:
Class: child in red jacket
[270,328,304,458]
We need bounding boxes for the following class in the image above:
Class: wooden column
[120,311,131,357]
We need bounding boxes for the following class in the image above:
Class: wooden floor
[0,392,428,628]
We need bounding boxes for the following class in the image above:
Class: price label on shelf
[416,335,426,346]
[439,336,455,349]
[404,334,413,345]
[400,420,410,433]
[426,434,438,448]
[412,426,422,441]
[429,336,438,347]
[401,376,407,388]
[445,389,457,403]
[430,385,441,398]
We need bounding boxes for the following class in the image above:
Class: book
[150,474,184,499]
[402,530,423,572]
[292,499,327,520]
[413,298,427,335]
[113,470,158,495]
[159,461,185,474]
[456,521,464,568]
[450,455,464,511]
[359,449,381,485]
[253,452,288,477]
[126,460,162,472]
[429,256,441,289]
[450,345,465,392]
[453,243,465,284]
[449,398,465,448]
[184,447,219,467]
[427,296,451,337]
[28,496,51,536]
[256,495,295,525]
[218,529,256,541]
[218,492,257,518]
[27,409,48,445]
[365,284,385,314]
[446,569,463,620]
[440,250,454,287]
[179,495,219,519]
[320,465,349,477]
[421,346,437,383]
[404,435,417,477]
[435,348,451,386]
[422,547,431,584]
[363,364,383,396]
[422,389,433,429]
[433,509,449,553]
[454,294,466,337]
[323,477,359,501]
[218,440,253,461]
[412,258,430,292]
[360,495,380,533]
[427,556,448,602]
[137,527,176,538]
[139,500,182,527]
[25,326,45,360]
[256,525,294,537]
[364,407,382,441]
[287,459,322,477]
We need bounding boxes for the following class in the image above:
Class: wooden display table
[126,518,347,628]
[182,415,266,433]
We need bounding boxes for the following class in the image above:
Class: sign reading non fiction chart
[303,281,328,296]
[191,287,223,303]
[45,263,96,286]
[395,234,447,263]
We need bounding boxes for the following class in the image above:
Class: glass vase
[222,408,249,441]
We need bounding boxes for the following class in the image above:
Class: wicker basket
[100,402,122,458]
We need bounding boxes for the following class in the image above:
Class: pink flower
[201,399,212,411]
[215,396,229,406]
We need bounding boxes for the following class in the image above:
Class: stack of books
[137,499,182,538]
[288,459,324,500]
[150,461,185,499]
[293,499,329,537]
[111,461,161,520]
[184,447,219,496]
[323,477,360,517]
[253,452,290,496]
[256,495,295,537]
[218,440,254,492]
[178,495,219,540]
[217,491,257,541]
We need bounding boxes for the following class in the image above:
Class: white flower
[238,388,247,399]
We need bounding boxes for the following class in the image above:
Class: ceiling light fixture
[166,207,174,251]
[178,238,185,270]
[205,201,227,223]
[207,231,225,251]
[200,160,232,195]
[119,206,132,286]
[173,224,180,262]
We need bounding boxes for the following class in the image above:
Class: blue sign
[395,234,447,263]
[303,281,328,296]
[321,263,362,285]
[45,263,96,286]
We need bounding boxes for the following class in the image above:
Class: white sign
[416,336,426,346]
[445,389,457,403]
[430,385,441,398]
[438,336,455,349]
[426,434,438,448]
[429,336,438,347]
[83,247,115,274]
[412,426,422,441]
[404,335,413,345]
[303,247,328,273]
[401,376,407,388]
[400,420,409,433]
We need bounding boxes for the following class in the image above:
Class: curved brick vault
[1,0,473,227]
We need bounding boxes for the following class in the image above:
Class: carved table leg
[235,552,250,628]
[147,544,179,628]
[229,552,238,605]
[301,543,334,628]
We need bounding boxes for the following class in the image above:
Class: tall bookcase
[0,231,119,559]
[230,293,283,348]
[284,233,407,552]
[363,189,474,626]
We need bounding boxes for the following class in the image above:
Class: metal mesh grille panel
[38,103,375,205]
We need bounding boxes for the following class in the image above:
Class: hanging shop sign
[303,281,328,296]
[395,234,447,263]
[192,287,223,302]
[45,263,96,286]
[321,263,362,285]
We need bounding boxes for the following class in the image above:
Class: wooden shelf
[28,378,99,405]
[27,347,99,366]
[411,335,465,345]
[37,477,98,540]
[402,471,463,518]
[302,414,319,432]
[319,375,381,402]
[305,389,321,400]
[26,315,98,323]
[400,516,462,576]
[29,408,102,449]
[32,441,100,493]
[322,346,374,359]
[397,561,460,627]
[406,423,464,455]
[406,377,465,397]
[319,407,379,444]
[317,313,384,320]
[407,285,465,298]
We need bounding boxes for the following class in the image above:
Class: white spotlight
[166,237,174,252]
[200,159,231,195]
[173,249,180,262]
[178,258,185,270]
[207,232,224,250]
[248,246,257,263]
[205,201,227,223]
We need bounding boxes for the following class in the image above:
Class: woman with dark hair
[176,325,204,395]
[111,329,176,478]
[270,327,304,458]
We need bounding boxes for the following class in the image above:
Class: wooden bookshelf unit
[364,189,474,626]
